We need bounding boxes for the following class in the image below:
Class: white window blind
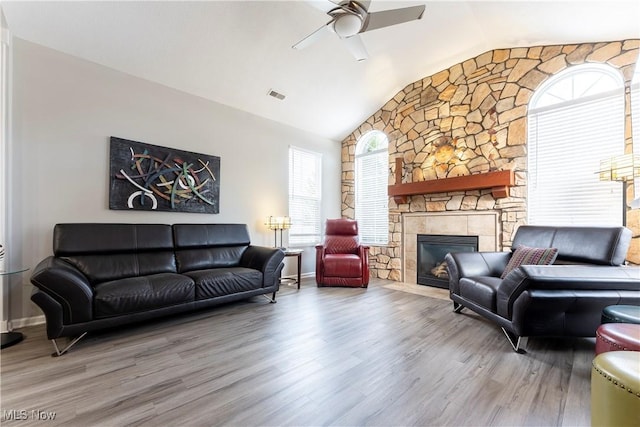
[288,146,322,246]
[633,82,640,201]
[528,90,624,226]
[355,131,389,245]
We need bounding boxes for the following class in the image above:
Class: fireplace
[417,234,478,288]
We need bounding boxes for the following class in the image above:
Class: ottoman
[591,351,640,427]
[601,305,640,324]
[595,323,640,355]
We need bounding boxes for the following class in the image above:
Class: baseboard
[282,272,314,280]
[7,315,45,330]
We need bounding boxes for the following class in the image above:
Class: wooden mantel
[388,158,515,204]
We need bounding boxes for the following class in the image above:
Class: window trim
[527,64,625,227]
[529,63,624,111]
[288,146,322,247]
[355,130,389,246]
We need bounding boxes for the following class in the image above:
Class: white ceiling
[3,1,640,141]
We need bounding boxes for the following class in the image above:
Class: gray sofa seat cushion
[185,267,263,300]
[94,273,195,318]
[459,276,502,312]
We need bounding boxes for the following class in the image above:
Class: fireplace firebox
[417,234,478,288]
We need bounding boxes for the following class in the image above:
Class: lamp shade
[598,154,640,182]
[265,216,291,230]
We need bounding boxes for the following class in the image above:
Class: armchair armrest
[445,251,511,294]
[315,244,325,284]
[240,246,285,287]
[359,244,370,283]
[29,256,94,324]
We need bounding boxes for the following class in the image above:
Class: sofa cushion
[94,273,195,319]
[54,223,178,284]
[501,245,558,279]
[173,224,251,272]
[185,267,263,300]
[459,276,502,311]
[54,223,175,255]
[175,247,247,272]
[512,226,631,266]
[63,253,178,285]
[173,223,251,247]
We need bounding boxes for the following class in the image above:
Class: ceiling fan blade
[306,0,342,14]
[342,34,368,61]
[363,5,426,32]
[356,0,371,12]
[293,20,334,50]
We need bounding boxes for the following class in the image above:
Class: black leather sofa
[30,223,284,356]
[444,226,640,352]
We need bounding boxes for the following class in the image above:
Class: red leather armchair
[315,219,370,287]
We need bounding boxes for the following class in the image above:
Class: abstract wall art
[109,137,220,214]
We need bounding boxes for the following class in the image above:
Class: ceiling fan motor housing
[329,1,368,38]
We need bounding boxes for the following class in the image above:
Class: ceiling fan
[293,1,426,61]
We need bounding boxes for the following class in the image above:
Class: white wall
[8,38,341,323]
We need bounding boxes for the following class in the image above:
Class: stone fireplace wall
[341,40,640,281]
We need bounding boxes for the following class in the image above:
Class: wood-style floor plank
[0,279,594,426]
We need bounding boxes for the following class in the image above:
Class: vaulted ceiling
[3,1,639,141]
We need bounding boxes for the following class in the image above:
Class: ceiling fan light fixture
[294,1,426,61]
[333,14,363,38]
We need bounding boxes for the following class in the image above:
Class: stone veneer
[341,40,640,281]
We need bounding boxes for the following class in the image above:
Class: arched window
[527,64,625,225]
[355,130,389,245]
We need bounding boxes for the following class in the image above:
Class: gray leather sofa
[30,223,284,356]
[444,226,640,352]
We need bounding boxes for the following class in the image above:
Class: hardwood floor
[0,279,593,426]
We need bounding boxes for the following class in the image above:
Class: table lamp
[598,153,640,226]
[265,216,291,248]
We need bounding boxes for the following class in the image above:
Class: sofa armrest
[29,256,94,324]
[445,251,511,294]
[240,246,285,287]
[496,265,640,319]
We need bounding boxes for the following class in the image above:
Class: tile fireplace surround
[403,211,499,285]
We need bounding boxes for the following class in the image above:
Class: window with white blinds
[355,131,389,245]
[528,65,624,226]
[288,146,322,246]
[633,82,640,205]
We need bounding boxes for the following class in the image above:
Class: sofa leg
[263,293,277,304]
[501,328,527,353]
[51,332,87,357]
[453,302,464,313]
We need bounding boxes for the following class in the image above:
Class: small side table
[282,249,303,289]
[1,267,29,349]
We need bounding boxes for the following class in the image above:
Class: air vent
[267,89,286,101]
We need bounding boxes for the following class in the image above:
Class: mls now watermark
[2,409,57,421]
